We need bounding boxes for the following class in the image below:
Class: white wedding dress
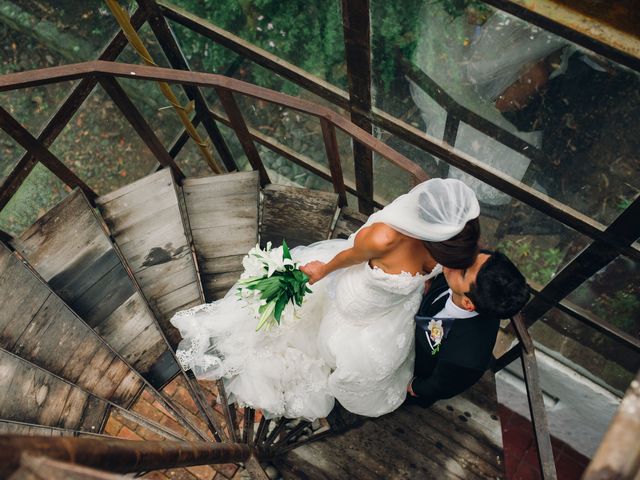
[171,178,479,420]
[172,236,441,420]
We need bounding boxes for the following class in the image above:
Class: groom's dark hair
[424,217,480,269]
[467,250,530,319]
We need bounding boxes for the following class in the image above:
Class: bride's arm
[300,223,397,284]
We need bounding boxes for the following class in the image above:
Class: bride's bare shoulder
[356,223,402,250]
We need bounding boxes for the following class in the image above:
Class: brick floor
[105,378,243,480]
[498,404,590,479]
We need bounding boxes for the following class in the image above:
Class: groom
[407,249,529,407]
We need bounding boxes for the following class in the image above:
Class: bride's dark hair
[423,217,480,269]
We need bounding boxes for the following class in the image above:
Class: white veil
[364,178,480,242]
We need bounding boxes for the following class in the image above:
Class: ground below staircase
[0,168,504,479]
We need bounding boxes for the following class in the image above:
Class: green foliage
[616,196,633,212]
[171,0,432,94]
[497,239,564,285]
[434,0,491,18]
[593,290,640,334]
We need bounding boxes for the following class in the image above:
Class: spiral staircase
[0,166,504,479]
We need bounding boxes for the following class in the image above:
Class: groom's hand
[300,261,327,285]
[407,378,417,397]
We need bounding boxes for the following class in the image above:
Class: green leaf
[274,294,288,323]
[282,239,292,260]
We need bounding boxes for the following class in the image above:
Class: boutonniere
[427,319,444,356]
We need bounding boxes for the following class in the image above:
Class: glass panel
[530,307,638,393]
[49,85,158,195]
[0,0,122,69]
[0,163,68,236]
[169,0,347,89]
[0,131,25,185]
[371,0,640,226]
[567,256,640,338]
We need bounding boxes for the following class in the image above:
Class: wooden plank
[0,245,145,408]
[0,350,187,443]
[10,454,127,480]
[261,184,339,248]
[331,207,368,240]
[279,372,503,479]
[200,254,245,275]
[97,169,203,350]
[0,421,69,437]
[182,172,259,301]
[0,349,108,432]
[95,167,173,204]
[584,370,640,479]
[182,170,257,188]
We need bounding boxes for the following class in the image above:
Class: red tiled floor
[499,405,590,479]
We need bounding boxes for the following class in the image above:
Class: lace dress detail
[170,237,441,420]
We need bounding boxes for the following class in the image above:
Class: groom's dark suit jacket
[410,274,499,407]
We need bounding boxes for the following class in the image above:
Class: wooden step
[182,171,259,301]
[11,189,179,389]
[0,243,205,439]
[0,348,185,442]
[96,169,203,350]
[275,373,505,479]
[0,242,145,409]
[331,207,368,240]
[261,184,340,249]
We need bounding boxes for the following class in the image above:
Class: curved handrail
[0,60,428,185]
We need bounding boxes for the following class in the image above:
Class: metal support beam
[0,8,147,212]
[0,106,97,202]
[495,196,640,367]
[214,88,270,185]
[0,435,252,477]
[512,315,558,479]
[138,0,238,173]
[341,0,374,214]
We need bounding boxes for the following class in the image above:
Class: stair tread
[0,243,145,408]
[97,169,202,350]
[182,171,260,302]
[278,372,504,480]
[12,189,179,387]
[261,184,339,249]
[0,349,187,442]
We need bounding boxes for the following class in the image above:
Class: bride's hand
[300,261,327,285]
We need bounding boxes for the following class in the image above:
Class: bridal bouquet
[237,240,312,331]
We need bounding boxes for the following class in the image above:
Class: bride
[171,178,480,420]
